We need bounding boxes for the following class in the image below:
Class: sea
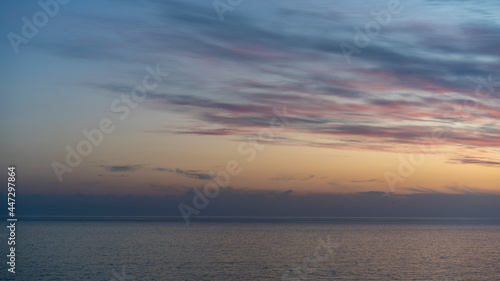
[1,217,499,280]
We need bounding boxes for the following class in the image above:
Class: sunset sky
[1,0,500,203]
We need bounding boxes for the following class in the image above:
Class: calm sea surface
[2,218,499,280]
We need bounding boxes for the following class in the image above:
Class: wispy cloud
[157,168,213,180]
[18,189,500,217]
[351,179,380,183]
[402,186,443,194]
[445,185,490,195]
[450,156,500,167]
[99,165,142,172]
[35,0,500,157]
[270,174,315,181]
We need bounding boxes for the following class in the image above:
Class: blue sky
[1,0,500,200]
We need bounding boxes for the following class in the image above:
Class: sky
[1,0,500,217]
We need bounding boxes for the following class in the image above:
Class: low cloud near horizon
[6,190,499,218]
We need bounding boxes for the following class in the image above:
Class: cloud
[445,185,490,194]
[36,0,500,156]
[157,168,213,180]
[351,179,380,183]
[450,156,500,167]
[11,189,500,217]
[401,186,442,194]
[270,174,315,181]
[169,128,250,136]
[99,165,142,172]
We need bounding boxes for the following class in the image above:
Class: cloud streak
[270,174,315,181]
[157,168,214,180]
[450,157,500,167]
[11,190,500,218]
[35,0,500,166]
[99,165,142,173]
